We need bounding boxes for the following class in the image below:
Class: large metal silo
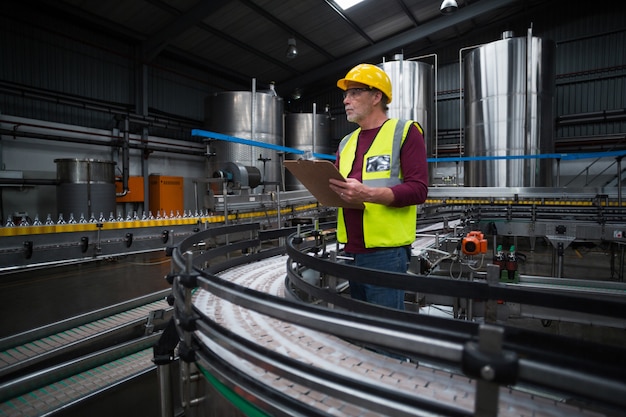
[463,31,556,187]
[379,57,435,183]
[205,90,284,192]
[284,112,332,190]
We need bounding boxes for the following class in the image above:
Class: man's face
[342,81,377,124]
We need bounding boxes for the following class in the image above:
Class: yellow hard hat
[337,63,392,103]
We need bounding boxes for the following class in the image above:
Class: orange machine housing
[149,175,184,215]
[115,176,145,203]
[461,231,488,255]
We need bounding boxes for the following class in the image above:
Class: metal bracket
[125,232,133,248]
[80,236,89,253]
[145,308,165,335]
[463,325,518,417]
[23,240,33,259]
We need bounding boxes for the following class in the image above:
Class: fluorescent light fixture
[286,37,298,59]
[440,0,458,14]
[335,0,365,10]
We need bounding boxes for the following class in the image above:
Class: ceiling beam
[324,0,375,45]
[142,0,231,61]
[395,0,420,27]
[239,0,335,60]
[278,0,520,96]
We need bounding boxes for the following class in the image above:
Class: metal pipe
[408,53,438,173]
[557,242,564,278]
[251,78,257,178]
[458,43,484,186]
[157,364,173,417]
[0,178,57,186]
[617,157,622,205]
[556,108,626,126]
[116,118,130,197]
[0,127,204,156]
[0,81,200,130]
[312,102,316,156]
[617,245,624,282]
[525,26,534,187]
[222,180,229,225]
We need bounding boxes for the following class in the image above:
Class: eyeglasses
[342,87,372,99]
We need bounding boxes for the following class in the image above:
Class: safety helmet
[337,63,393,103]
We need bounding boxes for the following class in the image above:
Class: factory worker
[329,63,429,310]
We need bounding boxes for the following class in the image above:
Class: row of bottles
[493,244,519,283]
[4,210,212,228]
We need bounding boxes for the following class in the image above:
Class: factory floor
[0,252,172,338]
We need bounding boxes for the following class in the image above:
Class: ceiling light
[440,0,458,14]
[335,0,365,10]
[286,37,298,59]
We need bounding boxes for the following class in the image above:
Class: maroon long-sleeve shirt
[335,121,429,253]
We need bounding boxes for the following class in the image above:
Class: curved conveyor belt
[166,223,626,417]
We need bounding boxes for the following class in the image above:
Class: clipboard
[284,159,364,209]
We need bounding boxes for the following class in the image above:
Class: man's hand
[329,178,395,206]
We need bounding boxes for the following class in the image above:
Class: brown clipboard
[283,159,364,209]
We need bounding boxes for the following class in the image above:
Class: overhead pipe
[556,108,626,126]
[0,117,205,156]
[0,81,201,132]
[0,178,57,186]
[0,127,204,157]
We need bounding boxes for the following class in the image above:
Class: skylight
[335,0,366,10]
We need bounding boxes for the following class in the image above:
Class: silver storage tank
[379,58,435,183]
[205,91,284,192]
[55,159,116,219]
[463,31,556,187]
[284,113,332,190]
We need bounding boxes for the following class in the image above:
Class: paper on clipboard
[283,159,364,209]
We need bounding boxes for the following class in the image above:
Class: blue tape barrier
[431,150,626,163]
[193,129,626,164]
[192,129,336,161]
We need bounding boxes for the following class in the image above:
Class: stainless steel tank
[205,91,284,192]
[55,159,116,219]
[284,113,332,190]
[379,57,435,183]
[463,31,556,187]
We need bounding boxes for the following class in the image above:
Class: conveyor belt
[0,346,155,417]
[0,292,172,416]
[192,254,602,417]
[0,296,170,379]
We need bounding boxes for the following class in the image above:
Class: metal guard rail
[166,222,626,416]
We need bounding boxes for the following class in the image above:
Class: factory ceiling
[14,0,550,100]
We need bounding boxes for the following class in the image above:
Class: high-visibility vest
[337,119,422,248]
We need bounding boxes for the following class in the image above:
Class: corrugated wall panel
[545,3,626,141]
[148,56,212,124]
[0,15,133,128]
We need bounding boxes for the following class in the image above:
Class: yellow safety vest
[337,119,421,248]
